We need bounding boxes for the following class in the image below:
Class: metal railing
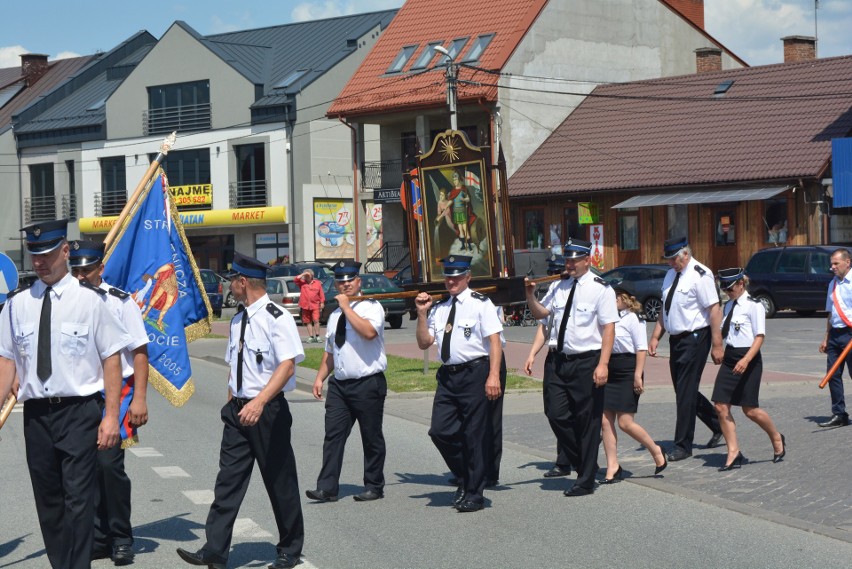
[361,159,403,190]
[24,195,57,224]
[364,240,410,273]
[229,180,268,209]
[94,192,126,217]
[61,193,77,221]
[143,102,212,136]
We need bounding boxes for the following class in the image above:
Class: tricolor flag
[103,169,212,406]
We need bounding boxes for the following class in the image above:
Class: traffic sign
[0,253,19,304]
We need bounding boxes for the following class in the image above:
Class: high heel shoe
[654,443,668,475]
[773,434,786,463]
[600,465,623,484]
[719,451,746,471]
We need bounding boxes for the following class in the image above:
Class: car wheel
[754,294,776,318]
[388,314,403,329]
[225,292,237,308]
[643,297,663,322]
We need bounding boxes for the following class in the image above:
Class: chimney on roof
[695,47,722,73]
[782,36,816,63]
[667,0,704,29]
[20,53,49,87]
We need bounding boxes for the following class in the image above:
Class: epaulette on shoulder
[6,281,33,300]
[80,280,107,295]
[594,277,610,287]
[471,291,488,301]
[108,287,129,300]
[266,303,283,318]
[694,265,707,277]
[748,296,761,303]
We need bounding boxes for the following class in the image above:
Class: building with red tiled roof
[0,53,94,266]
[328,0,744,268]
[508,36,852,270]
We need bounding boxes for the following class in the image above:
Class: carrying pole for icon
[415,193,431,374]
[104,132,177,248]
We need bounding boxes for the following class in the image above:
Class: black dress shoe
[269,553,300,569]
[563,485,594,497]
[773,433,786,463]
[451,485,466,507]
[600,465,623,484]
[706,431,725,448]
[666,448,692,462]
[719,451,746,471]
[305,488,338,502]
[176,548,227,569]
[91,546,111,561]
[543,465,571,478]
[818,414,849,427]
[654,443,668,475]
[112,544,135,566]
[455,499,484,512]
[353,489,384,502]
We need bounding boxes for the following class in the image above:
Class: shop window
[563,206,581,242]
[523,208,545,249]
[765,198,788,245]
[666,204,688,239]
[617,209,639,251]
[255,232,289,265]
[715,211,735,245]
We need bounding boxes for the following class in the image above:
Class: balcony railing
[364,240,410,273]
[95,192,127,217]
[229,180,268,209]
[361,159,403,190]
[143,102,212,136]
[61,193,77,221]
[24,195,58,224]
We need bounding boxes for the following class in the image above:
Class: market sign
[170,183,212,206]
[79,206,287,233]
[578,202,599,224]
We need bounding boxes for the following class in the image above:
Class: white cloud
[0,45,27,69]
[52,50,82,61]
[706,0,852,65]
[290,0,402,22]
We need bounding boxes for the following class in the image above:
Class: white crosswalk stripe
[182,489,214,505]
[128,447,163,457]
[232,518,272,539]
[152,465,190,478]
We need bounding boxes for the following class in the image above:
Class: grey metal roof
[612,186,789,208]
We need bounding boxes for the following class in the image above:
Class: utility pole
[434,45,458,130]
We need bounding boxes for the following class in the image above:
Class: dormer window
[436,38,469,65]
[462,34,494,63]
[410,42,443,70]
[387,45,417,74]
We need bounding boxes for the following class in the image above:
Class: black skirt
[604,353,640,413]
[711,347,762,407]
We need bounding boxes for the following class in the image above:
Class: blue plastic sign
[0,253,19,304]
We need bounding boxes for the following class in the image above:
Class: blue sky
[2,0,851,69]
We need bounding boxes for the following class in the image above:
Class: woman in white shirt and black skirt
[712,268,786,471]
[600,282,667,483]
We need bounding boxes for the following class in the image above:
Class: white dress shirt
[225,294,304,397]
[0,273,132,402]
[427,286,503,366]
[661,258,719,335]
[826,273,852,329]
[613,309,648,354]
[99,282,149,379]
[540,271,619,354]
[325,299,387,380]
[722,294,765,348]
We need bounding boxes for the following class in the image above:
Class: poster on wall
[590,224,605,270]
[314,199,354,259]
[366,202,383,259]
[420,161,492,280]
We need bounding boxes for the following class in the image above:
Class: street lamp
[433,45,458,131]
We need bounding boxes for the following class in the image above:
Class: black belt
[334,371,385,382]
[231,392,285,409]
[441,356,489,373]
[26,393,100,407]
[553,349,600,361]
[831,326,852,333]
[610,352,636,359]
[670,326,709,341]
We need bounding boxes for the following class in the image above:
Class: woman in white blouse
[600,283,667,483]
[712,268,785,471]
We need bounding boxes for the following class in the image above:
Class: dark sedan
[199,269,223,318]
[600,264,669,321]
[320,273,407,329]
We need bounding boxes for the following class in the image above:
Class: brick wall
[782,36,816,63]
[695,47,722,73]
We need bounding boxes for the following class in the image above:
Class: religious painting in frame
[418,130,495,282]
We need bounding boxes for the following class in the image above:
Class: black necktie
[37,286,52,381]
[335,314,347,348]
[236,310,248,394]
[664,271,681,315]
[721,299,738,339]
[440,297,457,363]
[556,280,577,353]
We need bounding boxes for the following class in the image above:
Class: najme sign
[170,184,212,206]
